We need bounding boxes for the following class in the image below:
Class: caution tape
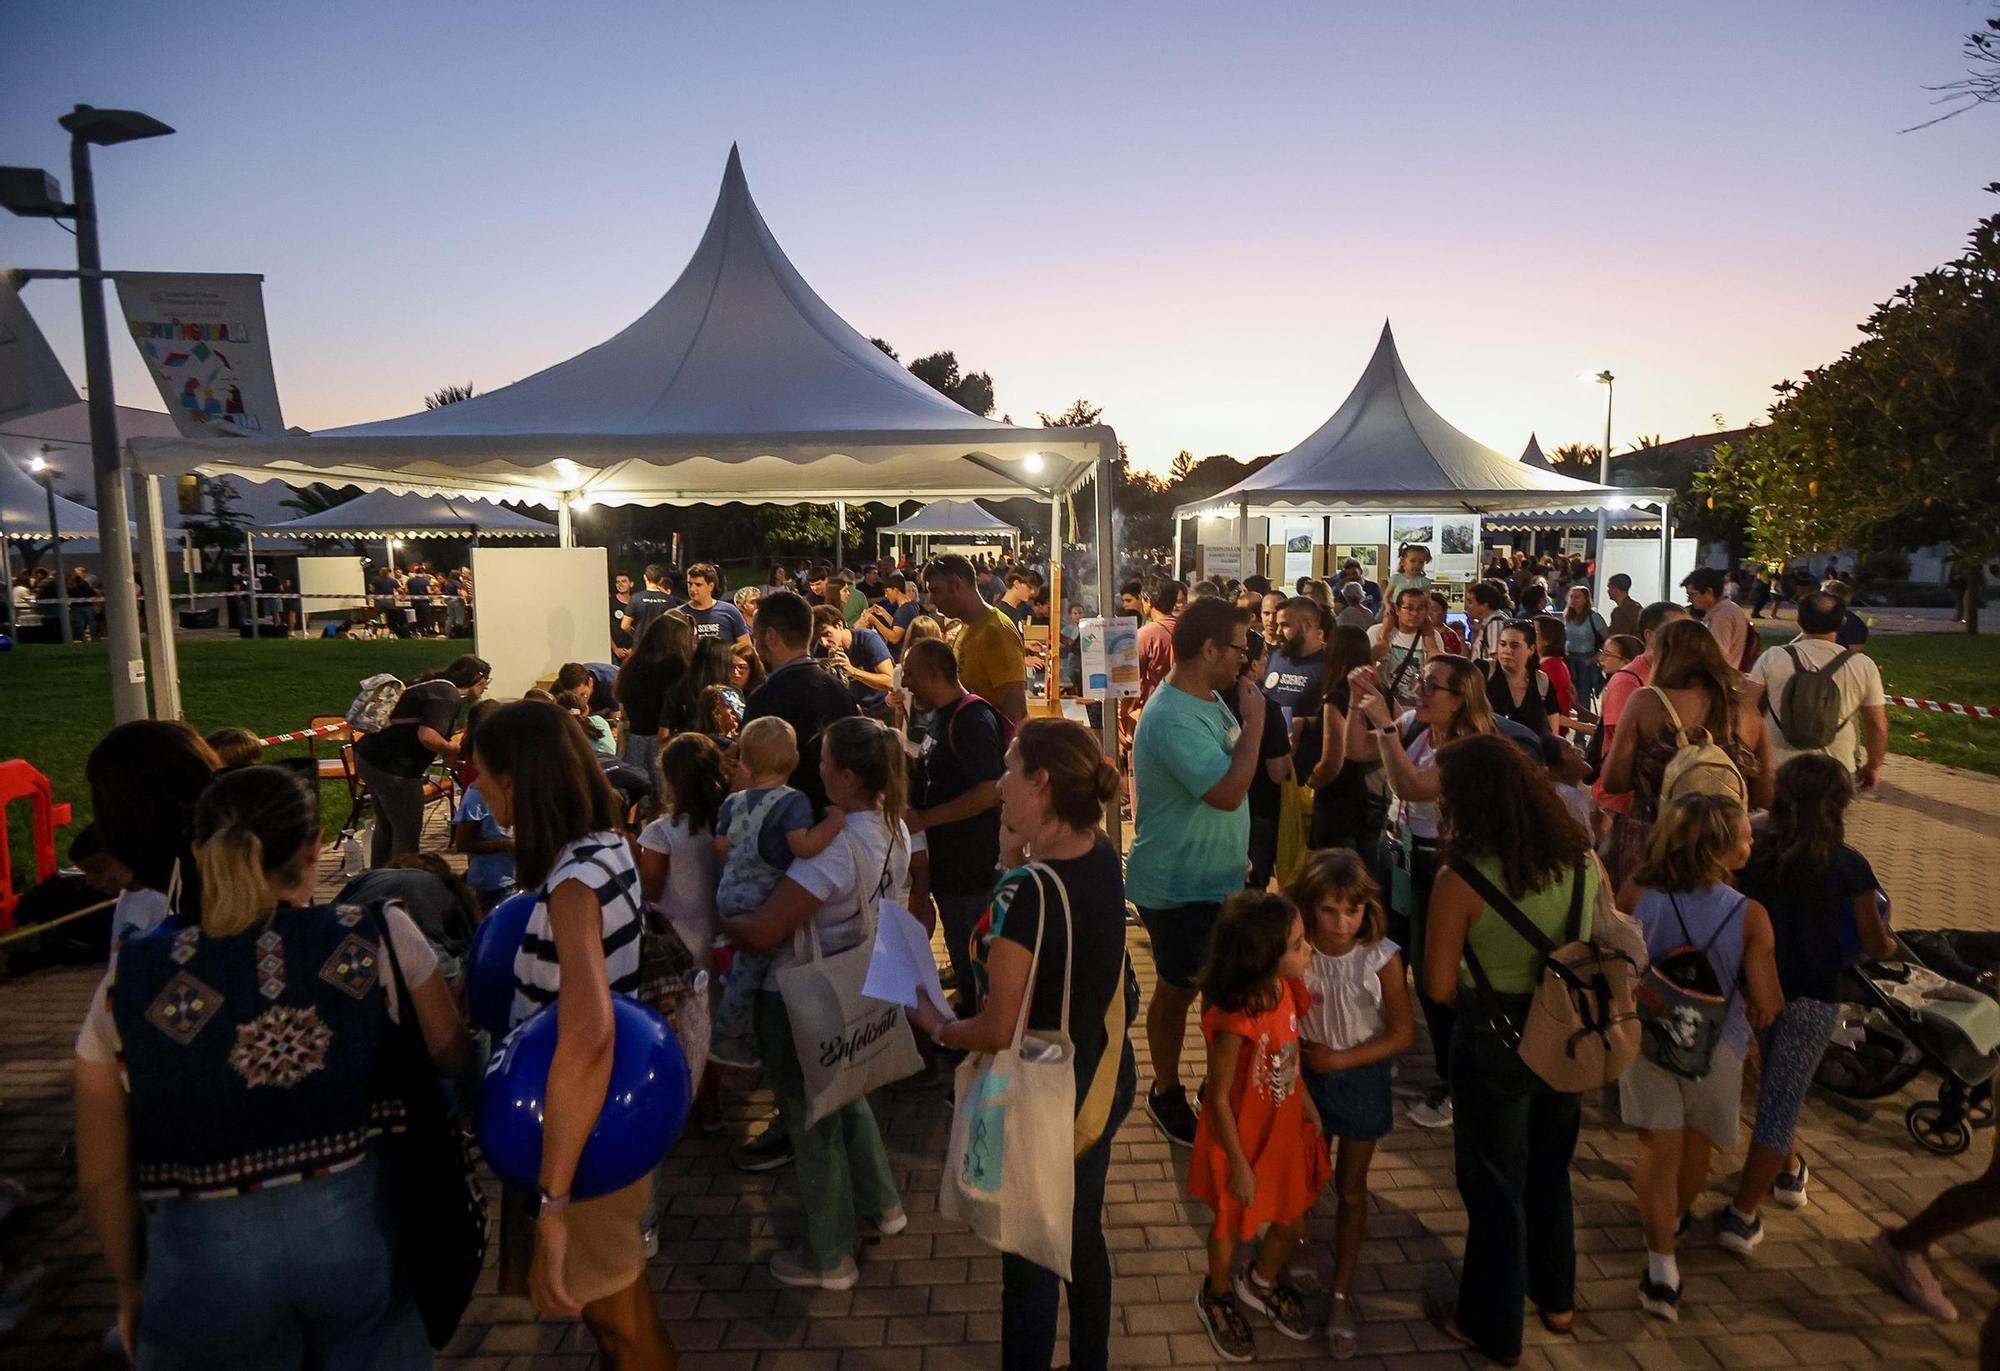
[1887,695,2000,720]
[0,897,118,948]
[257,722,349,745]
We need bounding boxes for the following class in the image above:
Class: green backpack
[1768,644,1857,752]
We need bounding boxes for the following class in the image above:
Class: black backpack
[1583,666,1641,780]
[1635,892,1744,1080]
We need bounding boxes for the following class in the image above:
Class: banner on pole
[0,281,81,423]
[113,273,283,439]
[1080,615,1140,699]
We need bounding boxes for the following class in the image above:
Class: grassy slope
[1866,633,2000,778]
[2,638,457,888]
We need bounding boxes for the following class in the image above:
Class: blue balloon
[0,632,12,652]
[475,993,692,1198]
[467,892,537,1039]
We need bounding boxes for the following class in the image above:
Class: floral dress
[1188,978,1331,1240]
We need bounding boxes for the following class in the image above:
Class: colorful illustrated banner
[114,272,284,439]
[0,282,80,423]
[1081,615,1140,699]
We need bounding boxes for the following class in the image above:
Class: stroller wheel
[1907,1101,1973,1157]
[1969,1093,1996,1130]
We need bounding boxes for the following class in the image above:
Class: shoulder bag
[369,907,487,1348]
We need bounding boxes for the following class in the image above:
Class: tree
[1698,188,2000,629]
[908,351,995,417]
[1907,9,2000,130]
[1545,442,1603,473]
[869,338,899,361]
[1169,449,1197,483]
[180,476,251,561]
[424,383,476,409]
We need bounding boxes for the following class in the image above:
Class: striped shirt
[510,832,643,1029]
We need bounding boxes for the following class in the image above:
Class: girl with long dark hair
[616,612,696,778]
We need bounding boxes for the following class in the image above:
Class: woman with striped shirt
[471,700,675,1370]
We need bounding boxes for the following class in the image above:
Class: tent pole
[1238,498,1251,583]
[1658,494,1674,601]
[1094,439,1119,843]
[835,500,846,571]
[135,474,182,718]
[245,530,260,640]
[1594,505,1611,602]
[1048,487,1063,712]
[557,500,574,548]
[1173,514,1184,582]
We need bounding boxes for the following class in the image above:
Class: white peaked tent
[1173,323,1672,588]
[1494,432,1657,532]
[257,487,556,539]
[124,146,1117,751]
[0,451,103,539]
[878,497,1020,563]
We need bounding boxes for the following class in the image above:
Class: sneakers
[1771,1159,1811,1210]
[1232,1269,1314,1341]
[1196,1285,1256,1362]
[733,1127,795,1173]
[1717,1208,1765,1257]
[1873,1230,1959,1321]
[1407,1086,1453,1130]
[706,1037,763,1071]
[870,1205,909,1237]
[1638,1274,1681,1322]
[1325,1292,1359,1359]
[1677,1208,1695,1240]
[1147,1084,1199,1148]
[769,1247,860,1291]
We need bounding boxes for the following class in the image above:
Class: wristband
[533,1188,571,1219]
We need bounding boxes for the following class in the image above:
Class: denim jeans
[1449,1013,1581,1362]
[754,990,902,1272]
[137,1151,430,1371]
[1001,1047,1135,1371]
[1566,652,1599,710]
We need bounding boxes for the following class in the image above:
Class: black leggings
[1383,834,1454,1092]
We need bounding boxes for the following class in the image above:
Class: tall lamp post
[2,104,175,722]
[1591,369,1614,599]
[28,452,73,644]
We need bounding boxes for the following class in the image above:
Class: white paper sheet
[863,898,952,1017]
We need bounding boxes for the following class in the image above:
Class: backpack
[1737,621,1763,673]
[944,691,1016,756]
[1645,687,1747,808]
[1635,892,1744,1080]
[1767,644,1857,752]
[1583,665,1641,778]
[1455,861,1644,1093]
[346,673,404,734]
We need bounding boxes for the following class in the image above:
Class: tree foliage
[424,383,476,409]
[1698,189,2000,623]
[907,351,995,417]
[1545,442,1603,473]
[180,476,250,556]
[1907,9,2000,130]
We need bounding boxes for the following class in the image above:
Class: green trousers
[754,990,903,1273]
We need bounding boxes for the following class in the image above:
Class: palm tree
[424,383,476,409]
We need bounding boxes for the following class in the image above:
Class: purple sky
[3,3,1992,476]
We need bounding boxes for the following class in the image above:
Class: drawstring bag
[1274,781,1314,888]
[941,863,1079,1278]
[773,832,923,1125]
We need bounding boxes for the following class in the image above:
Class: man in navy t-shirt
[857,572,925,659]
[621,564,678,642]
[811,604,894,710]
[683,562,752,645]
[1265,596,1329,757]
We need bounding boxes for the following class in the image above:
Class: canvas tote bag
[940,863,1080,1279]
[774,829,924,1126]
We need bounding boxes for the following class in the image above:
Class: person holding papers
[909,718,1136,1371]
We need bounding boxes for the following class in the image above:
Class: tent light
[28,454,49,474]
[389,538,403,549]
[570,494,595,511]
[1604,496,1630,511]
[552,457,582,480]
[1023,452,1046,475]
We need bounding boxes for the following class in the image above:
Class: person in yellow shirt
[923,553,1028,726]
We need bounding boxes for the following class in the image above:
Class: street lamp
[28,451,72,644]
[3,105,175,720]
[1587,369,1615,598]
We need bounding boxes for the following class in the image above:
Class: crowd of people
[34,538,1993,1371]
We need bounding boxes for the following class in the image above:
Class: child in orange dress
[1188,891,1332,1361]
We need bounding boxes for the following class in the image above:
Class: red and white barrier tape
[256,722,349,745]
[1887,695,1999,720]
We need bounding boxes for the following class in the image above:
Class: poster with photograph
[1389,515,1435,552]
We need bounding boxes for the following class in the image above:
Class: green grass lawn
[1,638,458,889]
[1866,632,2000,777]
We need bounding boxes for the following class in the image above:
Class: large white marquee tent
[124,147,1116,729]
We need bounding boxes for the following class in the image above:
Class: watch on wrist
[533,1187,570,1219]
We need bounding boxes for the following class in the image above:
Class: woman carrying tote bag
[910,719,1137,1371]
[720,716,914,1292]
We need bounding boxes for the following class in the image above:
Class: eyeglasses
[1417,679,1457,697]
[1222,640,1252,659]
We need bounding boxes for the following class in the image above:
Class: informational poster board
[1080,615,1140,698]
[1600,537,1697,607]
[1200,544,1245,582]
[472,545,612,698]
[295,554,367,615]
[1270,518,1319,586]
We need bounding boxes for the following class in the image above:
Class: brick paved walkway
[4,755,1997,1369]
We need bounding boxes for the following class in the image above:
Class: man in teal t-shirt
[1126,597,1267,1147]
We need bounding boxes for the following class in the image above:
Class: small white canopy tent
[125,147,1116,742]
[257,487,557,540]
[877,497,1019,562]
[1172,323,1672,591]
[1,451,102,539]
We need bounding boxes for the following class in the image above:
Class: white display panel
[1601,537,1698,608]
[472,546,612,698]
[294,555,368,614]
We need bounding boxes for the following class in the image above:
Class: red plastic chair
[0,760,74,932]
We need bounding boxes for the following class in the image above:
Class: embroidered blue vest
[109,903,404,1198]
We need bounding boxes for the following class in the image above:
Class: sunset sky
[3,3,1992,476]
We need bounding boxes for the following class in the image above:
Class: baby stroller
[1813,923,2000,1156]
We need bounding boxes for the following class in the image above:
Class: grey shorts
[1619,1043,1745,1147]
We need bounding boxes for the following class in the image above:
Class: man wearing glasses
[1126,597,1269,1147]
